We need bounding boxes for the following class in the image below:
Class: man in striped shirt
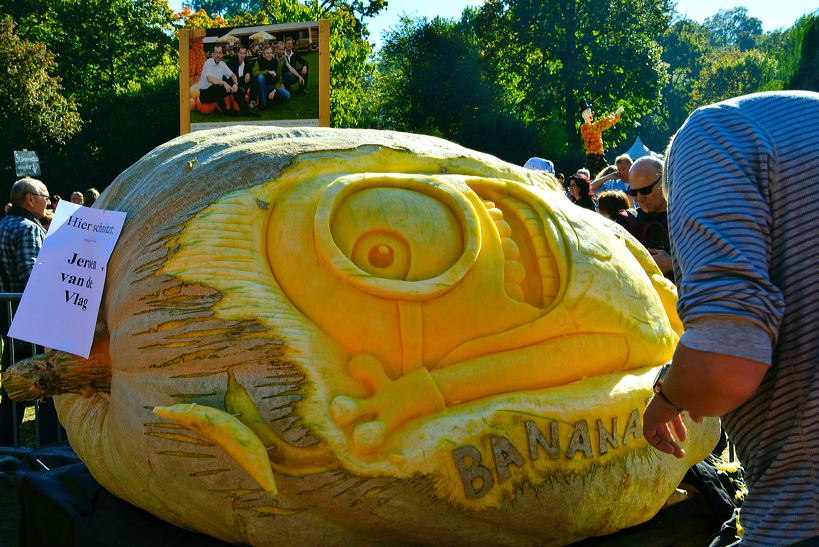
[642,91,819,545]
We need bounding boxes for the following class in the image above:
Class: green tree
[703,7,763,51]
[365,14,540,163]
[690,49,778,109]
[0,15,81,183]
[786,13,819,90]
[49,0,175,106]
[637,17,708,149]
[475,0,671,159]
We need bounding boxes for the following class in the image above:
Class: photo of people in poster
[186,22,320,130]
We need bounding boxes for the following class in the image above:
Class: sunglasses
[627,175,662,196]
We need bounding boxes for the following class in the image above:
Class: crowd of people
[528,153,672,280]
[198,36,309,117]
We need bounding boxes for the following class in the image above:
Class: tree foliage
[364,14,540,163]
[703,7,763,51]
[473,0,671,160]
[787,13,819,90]
[0,15,81,183]
[689,49,778,109]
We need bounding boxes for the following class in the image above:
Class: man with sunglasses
[0,177,60,446]
[614,156,672,277]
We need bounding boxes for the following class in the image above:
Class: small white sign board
[8,201,126,358]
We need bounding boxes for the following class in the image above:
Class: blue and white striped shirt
[667,91,819,545]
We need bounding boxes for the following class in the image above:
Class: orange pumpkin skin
[55,127,718,546]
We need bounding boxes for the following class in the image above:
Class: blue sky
[363,0,815,50]
[167,0,816,51]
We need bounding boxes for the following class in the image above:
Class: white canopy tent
[623,136,661,160]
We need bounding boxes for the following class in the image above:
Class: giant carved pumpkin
[6,127,718,545]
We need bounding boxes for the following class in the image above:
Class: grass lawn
[191,51,319,124]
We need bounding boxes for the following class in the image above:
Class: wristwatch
[653,363,683,412]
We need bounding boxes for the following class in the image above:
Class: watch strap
[656,388,683,412]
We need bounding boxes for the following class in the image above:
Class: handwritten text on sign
[8,201,126,358]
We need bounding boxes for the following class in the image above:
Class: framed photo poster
[179,20,329,133]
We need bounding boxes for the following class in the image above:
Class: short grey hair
[10,177,43,206]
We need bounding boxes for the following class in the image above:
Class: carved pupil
[369,244,395,268]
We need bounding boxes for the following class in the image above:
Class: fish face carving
[41,128,714,546]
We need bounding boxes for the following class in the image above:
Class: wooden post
[179,29,191,135]
[319,19,330,128]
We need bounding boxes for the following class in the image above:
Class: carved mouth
[429,183,573,372]
[477,191,561,311]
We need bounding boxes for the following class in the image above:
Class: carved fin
[225,370,336,474]
[153,402,278,494]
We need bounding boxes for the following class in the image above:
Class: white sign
[8,201,126,358]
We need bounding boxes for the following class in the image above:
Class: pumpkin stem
[2,336,112,401]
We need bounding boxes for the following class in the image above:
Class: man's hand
[298,76,304,85]
[231,83,238,93]
[269,70,276,77]
[643,396,702,458]
[649,248,673,275]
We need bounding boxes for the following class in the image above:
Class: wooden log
[2,338,111,401]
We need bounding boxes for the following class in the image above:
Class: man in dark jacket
[227,45,257,116]
[283,36,308,93]
[615,156,672,279]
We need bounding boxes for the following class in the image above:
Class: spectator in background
[596,190,630,221]
[523,157,555,175]
[0,177,60,446]
[84,188,99,207]
[615,156,672,278]
[49,195,60,210]
[567,172,596,211]
[70,191,84,205]
[591,154,634,206]
[41,209,54,232]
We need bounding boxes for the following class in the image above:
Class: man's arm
[286,61,304,84]
[590,171,617,191]
[642,104,781,458]
[643,340,767,457]
[206,74,229,88]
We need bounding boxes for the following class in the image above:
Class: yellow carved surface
[53,127,717,546]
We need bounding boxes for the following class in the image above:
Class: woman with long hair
[568,172,596,211]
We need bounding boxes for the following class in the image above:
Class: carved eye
[350,231,410,280]
[314,175,481,301]
[331,188,462,281]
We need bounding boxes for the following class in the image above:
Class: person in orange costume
[580,101,623,175]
